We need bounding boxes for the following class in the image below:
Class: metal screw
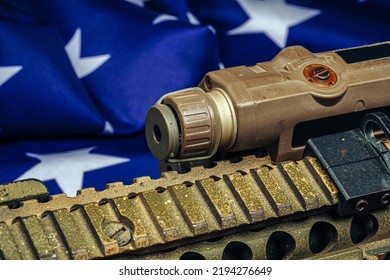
[380,193,390,205]
[311,66,330,80]
[303,64,337,87]
[355,199,369,212]
[102,221,133,246]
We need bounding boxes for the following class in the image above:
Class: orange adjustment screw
[303,64,337,87]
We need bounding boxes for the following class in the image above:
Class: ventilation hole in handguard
[350,213,379,244]
[309,221,338,254]
[180,252,206,260]
[266,231,296,260]
[222,241,253,260]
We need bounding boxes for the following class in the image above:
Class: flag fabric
[0,0,389,196]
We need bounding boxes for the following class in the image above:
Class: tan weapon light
[146,42,390,163]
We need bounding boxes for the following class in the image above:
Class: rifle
[1,42,390,260]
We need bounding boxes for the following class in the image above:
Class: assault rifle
[1,42,390,260]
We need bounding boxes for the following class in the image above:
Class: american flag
[0,0,389,196]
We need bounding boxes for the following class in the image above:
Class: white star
[0,66,22,87]
[65,28,111,79]
[124,0,148,7]
[16,147,130,196]
[227,0,320,48]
